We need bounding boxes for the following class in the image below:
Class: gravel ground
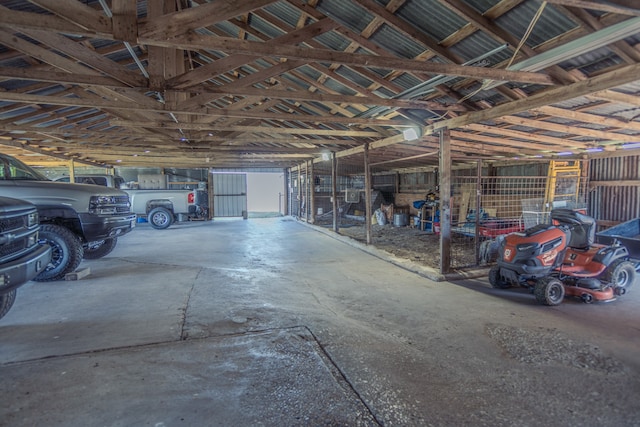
[317,220,478,269]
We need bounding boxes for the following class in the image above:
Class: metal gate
[212,173,247,217]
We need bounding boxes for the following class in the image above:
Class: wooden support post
[68,159,75,183]
[475,160,482,265]
[282,169,289,216]
[208,168,214,219]
[305,161,310,222]
[309,160,315,223]
[364,142,372,245]
[439,128,451,274]
[332,152,339,232]
[297,164,302,219]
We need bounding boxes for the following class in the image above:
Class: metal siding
[213,173,247,217]
[589,155,640,225]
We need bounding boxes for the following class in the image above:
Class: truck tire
[83,237,118,260]
[34,224,84,282]
[149,207,174,229]
[0,290,17,320]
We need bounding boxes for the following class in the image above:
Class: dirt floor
[317,218,478,269]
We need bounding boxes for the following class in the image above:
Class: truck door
[211,173,247,217]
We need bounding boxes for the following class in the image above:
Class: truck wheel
[34,224,84,282]
[149,207,173,230]
[83,237,118,260]
[0,290,17,320]
[534,277,565,306]
[603,259,636,290]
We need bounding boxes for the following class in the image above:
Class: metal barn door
[212,173,247,217]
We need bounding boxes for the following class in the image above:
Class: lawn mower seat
[551,208,595,249]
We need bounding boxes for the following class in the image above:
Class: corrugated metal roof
[496,1,579,49]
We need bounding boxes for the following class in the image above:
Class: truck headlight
[28,232,37,247]
[89,195,117,214]
[27,211,39,227]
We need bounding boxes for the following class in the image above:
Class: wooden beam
[498,115,640,142]
[0,6,111,39]
[532,105,640,132]
[427,63,640,133]
[139,0,277,39]
[543,0,640,16]
[112,0,138,43]
[110,120,381,137]
[27,0,112,33]
[143,35,555,86]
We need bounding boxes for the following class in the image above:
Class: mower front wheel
[534,277,565,306]
[603,259,636,291]
[489,266,511,289]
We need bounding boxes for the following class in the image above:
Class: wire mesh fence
[288,158,589,272]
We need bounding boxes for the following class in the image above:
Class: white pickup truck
[55,174,208,229]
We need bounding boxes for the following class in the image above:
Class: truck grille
[0,240,25,258]
[0,206,38,264]
[0,216,24,233]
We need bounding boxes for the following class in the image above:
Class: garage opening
[247,172,285,218]
[211,172,285,218]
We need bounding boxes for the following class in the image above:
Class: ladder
[544,160,582,212]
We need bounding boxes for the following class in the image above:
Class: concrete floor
[1,217,639,426]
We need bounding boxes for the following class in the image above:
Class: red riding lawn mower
[489,208,637,306]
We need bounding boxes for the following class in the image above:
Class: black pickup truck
[0,152,136,281]
[0,197,52,320]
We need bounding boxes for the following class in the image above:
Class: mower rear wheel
[534,277,565,306]
[489,266,511,289]
[603,259,636,290]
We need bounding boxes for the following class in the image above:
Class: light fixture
[403,128,420,141]
[557,151,573,156]
[622,142,640,149]
[585,147,604,153]
[321,153,330,161]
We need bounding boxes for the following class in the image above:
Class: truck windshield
[0,154,50,181]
